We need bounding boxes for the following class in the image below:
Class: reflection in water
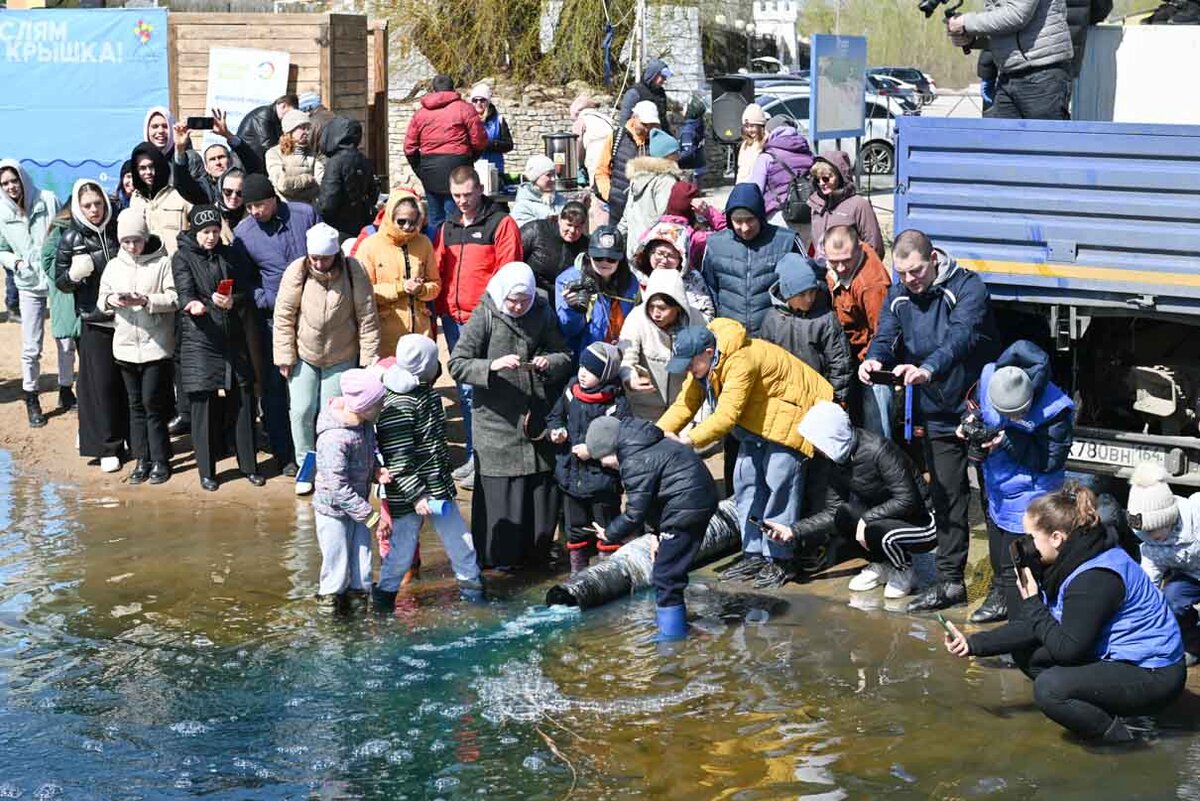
[0,452,1196,799]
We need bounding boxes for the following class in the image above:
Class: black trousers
[654,521,707,608]
[987,516,1023,612]
[562,491,621,551]
[861,512,938,570]
[986,64,1072,121]
[922,435,971,583]
[722,436,738,499]
[1016,650,1186,740]
[118,358,172,464]
[77,324,128,459]
[189,386,257,481]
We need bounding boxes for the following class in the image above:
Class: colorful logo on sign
[133,19,154,45]
[257,61,275,80]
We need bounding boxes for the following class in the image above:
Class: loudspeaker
[711,75,755,145]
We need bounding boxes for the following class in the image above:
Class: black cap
[588,225,624,260]
[241,173,276,204]
[666,325,716,373]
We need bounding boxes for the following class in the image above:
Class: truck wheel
[861,141,894,175]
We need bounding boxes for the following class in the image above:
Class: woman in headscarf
[449,262,572,570]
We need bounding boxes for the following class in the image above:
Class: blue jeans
[862,383,894,440]
[733,435,806,560]
[1163,573,1200,629]
[261,318,295,464]
[379,504,481,591]
[287,358,355,456]
[425,192,458,240]
[441,315,473,461]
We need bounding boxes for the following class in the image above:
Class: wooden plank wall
[366,19,388,176]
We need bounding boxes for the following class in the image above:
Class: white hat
[797,400,854,463]
[631,100,660,125]
[742,103,767,126]
[523,154,556,182]
[306,222,341,257]
[1127,461,1181,532]
[469,82,492,101]
[281,109,311,134]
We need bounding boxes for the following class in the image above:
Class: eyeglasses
[222,189,242,197]
[814,173,838,185]
[395,218,419,229]
[649,248,680,262]
[470,97,488,104]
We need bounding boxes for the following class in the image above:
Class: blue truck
[894,115,1200,487]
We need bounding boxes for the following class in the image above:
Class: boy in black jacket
[546,342,632,574]
[585,416,718,640]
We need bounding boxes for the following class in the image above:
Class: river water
[1,451,1199,800]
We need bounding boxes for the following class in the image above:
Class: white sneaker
[99,456,121,473]
[294,480,314,496]
[848,562,890,592]
[884,565,916,599]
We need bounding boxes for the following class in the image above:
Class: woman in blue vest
[944,483,1186,744]
[968,340,1075,624]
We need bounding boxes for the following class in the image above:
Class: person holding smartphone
[943,483,1186,744]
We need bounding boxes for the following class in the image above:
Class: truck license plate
[1069,438,1168,470]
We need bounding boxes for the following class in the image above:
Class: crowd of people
[1,62,1193,744]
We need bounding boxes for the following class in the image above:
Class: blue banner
[0,8,169,199]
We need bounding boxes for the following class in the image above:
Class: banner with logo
[0,8,169,198]
[203,46,290,146]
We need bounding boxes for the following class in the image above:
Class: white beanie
[524,154,556,182]
[281,109,311,134]
[1127,461,1180,532]
[306,222,341,256]
[742,103,767,126]
[631,100,660,125]
[797,400,854,464]
[469,82,492,101]
[116,208,149,242]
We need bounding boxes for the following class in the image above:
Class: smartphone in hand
[186,116,215,130]
[868,369,901,386]
[216,279,234,296]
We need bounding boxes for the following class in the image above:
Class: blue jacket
[677,115,706,176]
[231,201,320,311]
[979,340,1074,531]
[554,257,641,360]
[701,183,797,337]
[866,248,999,436]
[480,106,513,173]
[545,376,631,499]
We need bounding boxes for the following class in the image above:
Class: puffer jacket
[979,340,1074,531]
[962,0,1074,75]
[128,142,193,256]
[403,90,488,195]
[266,143,323,205]
[595,121,649,225]
[555,254,641,359]
[510,182,566,229]
[435,198,523,323]
[377,374,457,517]
[313,400,378,523]
[272,254,380,369]
[759,279,854,405]
[701,183,797,336]
[546,376,631,499]
[606,418,719,543]
[236,103,283,162]
[1138,494,1200,584]
[617,59,673,135]
[750,125,815,218]
[658,317,835,455]
[55,181,119,329]
[806,151,884,259]
[631,219,715,321]
[618,268,706,421]
[866,248,1001,436]
[97,235,177,363]
[617,156,682,260]
[0,159,60,294]
[520,217,589,295]
[355,190,439,349]
[793,428,934,541]
[317,117,377,240]
[480,104,514,173]
[41,216,80,339]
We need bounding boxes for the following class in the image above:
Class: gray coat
[448,293,573,478]
[963,0,1073,75]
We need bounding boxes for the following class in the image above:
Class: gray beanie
[585,416,622,460]
[988,366,1034,418]
[1127,461,1180,533]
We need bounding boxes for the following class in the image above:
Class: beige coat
[272,254,380,369]
[265,145,324,205]
[96,237,178,364]
[128,187,191,256]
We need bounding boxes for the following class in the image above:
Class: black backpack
[341,152,379,228]
[769,154,813,225]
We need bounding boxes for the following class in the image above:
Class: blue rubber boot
[655,604,687,641]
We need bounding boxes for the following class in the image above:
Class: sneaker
[848,562,890,592]
[884,565,916,599]
[907,580,968,612]
[717,554,767,582]
[294,480,314,496]
[753,560,799,589]
[279,460,299,478]
[451,460,474,482]
[99,456,121,473]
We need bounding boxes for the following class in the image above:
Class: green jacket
[40,220,80,339]
[0,159,61,294]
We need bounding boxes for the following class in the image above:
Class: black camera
[960,401,999,463]
[564,275,599,310]
[1008,535,1040,572]
[919,0,961,18]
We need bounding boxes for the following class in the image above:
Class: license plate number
[1069,438,1167,470]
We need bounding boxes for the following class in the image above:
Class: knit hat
[241,173,275,204]
[297,91,321,111]
[631,100,660,125]
[281,109,311,134]
[797,400,854,463]
[742,103,767,126]
[469,82,492,101]
[188,204,221,232]
[765,114,791,133]
[648,128,680,159]
[339,368,386,414]
[665,181,699,217]
[523,154,556,182]
[394,333,440,385]
[988,365,1034,418]
[585,416,622,460]
[580,341,621,385]
[776,252,820,298]
[666,325,716,373]
[1127,461,1181,532]
[306,222,340,256]
[116,208,149,241]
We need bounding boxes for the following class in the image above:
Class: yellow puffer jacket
[657,317,833,455]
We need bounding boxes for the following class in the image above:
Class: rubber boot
[25,391,46,428]
[655,604,688,641]
[371,586,397,613]
[459,578,486,604]
[57,385,76,412]
[568,548,590,575]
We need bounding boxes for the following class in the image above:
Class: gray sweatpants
[314,511,372,595]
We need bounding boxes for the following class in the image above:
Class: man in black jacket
[520,201,589,297]
[764,400,937,601]
[317,117,378,242]
[586,416,718,640]
[617,59,673,136]
[236,94,296,164]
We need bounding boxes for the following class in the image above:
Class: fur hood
[625,155,683,182]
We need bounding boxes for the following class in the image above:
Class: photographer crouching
[944,484,1186,744]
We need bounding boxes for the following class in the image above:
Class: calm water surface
[1,451,1199,800]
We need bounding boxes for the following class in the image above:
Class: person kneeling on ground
[375,334,485,608]
[584,416,718,640]
[764,401,937,597]
[944,484,1186,744]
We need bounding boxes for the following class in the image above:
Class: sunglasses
[395,217,419,228]
[470,97,488,104]
[222,188,242,197]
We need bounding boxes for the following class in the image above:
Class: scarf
[1041,523,1116,605]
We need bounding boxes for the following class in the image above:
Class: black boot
[908,580,967,612]
[970,583,1008,623]
[568,548,590,575]
[167,414,190,436]
[57,385,76,411]
[128,459,151,485]
[371,587,398,613]
[24,391,46,428]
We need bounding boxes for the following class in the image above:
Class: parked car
[756,90,902,175]
[868,66,937,104]
[865,74,921,112]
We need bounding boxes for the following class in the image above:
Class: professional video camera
[960,399,1000,463]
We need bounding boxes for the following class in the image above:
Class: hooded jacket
[0,159,61,294]
[434,198,522,323]
[520,217,589,296]
[658,318,835,455]
[806,151,885,260]
[827,242,892,362]
[317,117,377,240]
[266,140,323,205]
[759,276,854,405]
[631,219,715,321]
[143,106,205,180]
[555,253,641,359]
[617,59,673,136]
[55,180,119,328]
[480,103,514,173]
[979,340,1075,531]
[866,248,1001,436]
[41,214,81,339]
[701,183,798,336]
[312,400,379,522]
[97,235,177,363]
[1137,493,1200,585]
[962,0,1074,76]
[376,358,457,517]
[750,125,815,219]
[235,103,283,163]
[510,182,567,229]
[403,90,489,195]
[216,170,247,244]
[272,254,380,369]
[546,376,631,499]
[355,190,440,348]
[128,142,193,256]
[232,200,321,311]
[618,268,707,421]
[595,120,649,224]
[175,140,261,206]
[617,156,682,260]
[605,418,718,543]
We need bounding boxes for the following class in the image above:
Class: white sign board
[203,46,290,141]
[1075,25,1200,124]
